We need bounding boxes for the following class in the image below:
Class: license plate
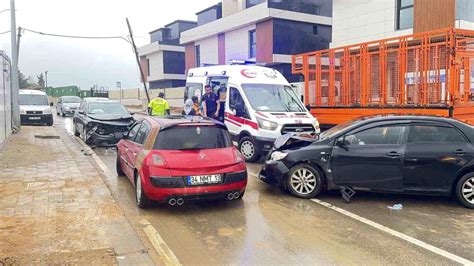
[28,117,41,120]
[187,175,222,185]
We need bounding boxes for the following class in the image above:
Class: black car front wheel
[456,173,474,209]
[287,164,323,199]
[73,125,80,137]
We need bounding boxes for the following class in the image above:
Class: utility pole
[45,71,48,87]
[16,26,21,62]
[10,0,20,131]
[126,18,150,103]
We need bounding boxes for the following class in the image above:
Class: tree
[18,70,32,89]
[37,73,45,88]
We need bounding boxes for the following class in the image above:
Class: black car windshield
[87,102,129,115]
[62,96,82,103]
[154,126,232,150]
[242,84,306,112]
[19,94,49,105]
[319,119,361,140]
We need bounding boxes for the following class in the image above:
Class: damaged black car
[259,115,474,209]
[73,100,134,147]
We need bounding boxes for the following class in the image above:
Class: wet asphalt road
[58,115,473,265]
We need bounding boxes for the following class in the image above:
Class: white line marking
[311,199,474,265]
[140,219,181,266]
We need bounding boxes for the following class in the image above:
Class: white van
[19,89,53,126]
[185,65,320,162]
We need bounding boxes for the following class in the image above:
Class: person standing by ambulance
[202,85,219,119]
[148,92,170,116]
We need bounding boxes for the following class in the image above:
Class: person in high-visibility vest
[148,92,170,116]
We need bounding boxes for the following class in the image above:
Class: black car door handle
[454,149,465,156]
[386,151,402,158]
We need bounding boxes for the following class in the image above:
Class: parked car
[73,100,134,146]
[56,96,82,116]
[259,115,474,209]
[116,116,247,208]
[19,89,53,126]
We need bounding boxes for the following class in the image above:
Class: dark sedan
[73,100,134,146]
[259,115,474,208]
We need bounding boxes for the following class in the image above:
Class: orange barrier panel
[293,28,474,126]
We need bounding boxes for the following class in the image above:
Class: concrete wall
[225,24,256,61]
[147,51,164,81]
[195,37,219,65]
[0,52,12,149]
[109,88,185,109]
[331,0,412,47]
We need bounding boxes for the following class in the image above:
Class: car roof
[353,114,466,125]
[142,115,225,129]
[19,89,47,95]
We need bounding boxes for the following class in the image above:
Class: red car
[116,116,247,208]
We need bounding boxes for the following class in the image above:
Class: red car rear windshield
[154,125,232,150]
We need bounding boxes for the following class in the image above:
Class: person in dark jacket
[202,85,218,118]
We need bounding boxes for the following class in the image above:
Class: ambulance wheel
[239,136,260,163]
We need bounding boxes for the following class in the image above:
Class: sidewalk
[0,123,154,264]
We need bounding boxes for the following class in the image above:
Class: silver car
[56,96,82,117]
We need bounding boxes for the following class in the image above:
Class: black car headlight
[270,151,288,161]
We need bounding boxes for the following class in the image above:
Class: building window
[147,59,150,76]
[249,30,257,59]
[246,0,266,8]
[195,45,201,67]
[396,0,414,30]
[313,26,318,35]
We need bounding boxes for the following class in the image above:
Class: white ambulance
[185,65,320,162]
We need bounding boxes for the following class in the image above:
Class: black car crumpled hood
[88,114,134,126]
[274,133,318,150]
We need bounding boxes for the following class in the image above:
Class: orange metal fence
[293,28,474,109]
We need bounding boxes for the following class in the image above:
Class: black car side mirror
[77,110,84,115]
[336,137,349,150]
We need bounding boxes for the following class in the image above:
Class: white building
[180,0,333,82]
[331,0,474,47]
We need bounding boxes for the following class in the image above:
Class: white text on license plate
[187,175,221,185]
[29,117,41,120]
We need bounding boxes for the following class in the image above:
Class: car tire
[116,152,125,176]
[286,164,323,199]
[455,173,474,209]
[238,136,261,163]
[82,127,90,144]
[73,125,80,137]
[135,172,153,209]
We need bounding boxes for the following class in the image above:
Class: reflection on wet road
[58,115,473,265]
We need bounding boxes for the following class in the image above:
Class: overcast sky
[0,0,217,90]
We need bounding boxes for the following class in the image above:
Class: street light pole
[45,71,48,87]
[10,0,20,131]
